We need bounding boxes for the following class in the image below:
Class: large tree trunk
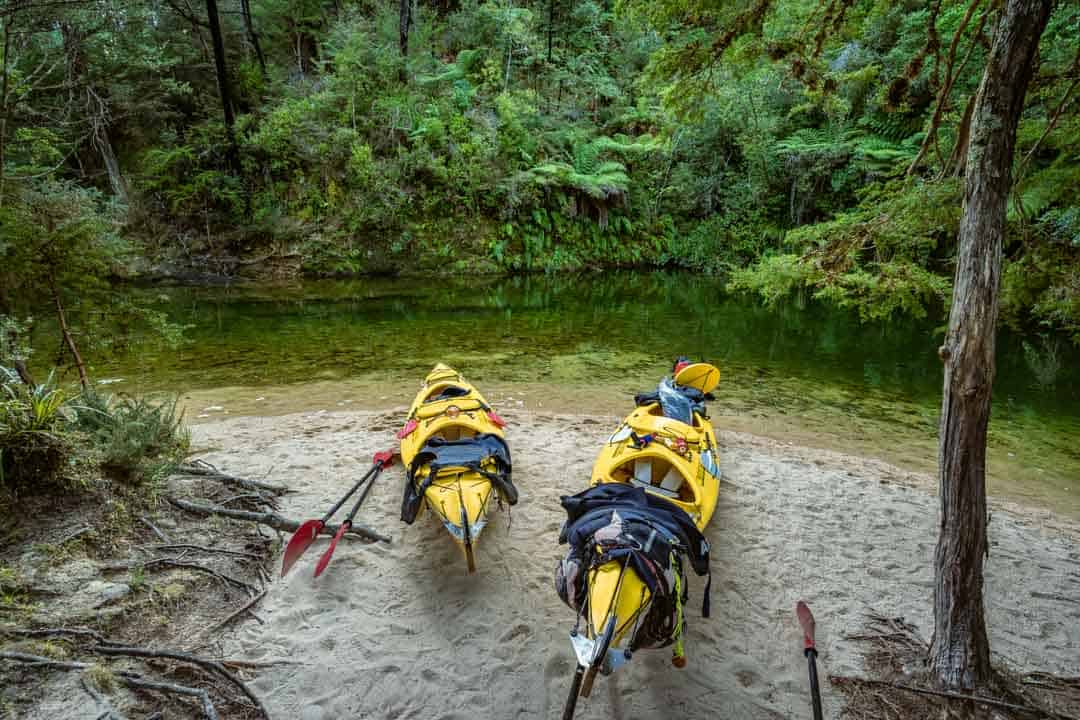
[930,0,1052,691]
[204,0,240,175]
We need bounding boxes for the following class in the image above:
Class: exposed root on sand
[833,613,1080,720]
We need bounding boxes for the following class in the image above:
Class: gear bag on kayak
[401,432,516,524]
[554,483,711,650]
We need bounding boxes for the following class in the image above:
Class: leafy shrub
[73,393,189,480]
[0,370,71,493]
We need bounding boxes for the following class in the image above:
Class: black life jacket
[400,433,516,524]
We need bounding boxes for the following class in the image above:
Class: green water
[66,272,1080,515]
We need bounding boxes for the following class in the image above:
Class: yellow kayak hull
[400,364,506,568]
[583,383,720,656]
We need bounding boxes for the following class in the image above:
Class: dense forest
[0,0,1078,340]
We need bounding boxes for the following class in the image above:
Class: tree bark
[0,15,11,207]
[930,0,1052,691]
[239,0,266,78]
[204,0,240,175]
[398,0,411,58]
[943,91,976,178]
[49,271,89,391]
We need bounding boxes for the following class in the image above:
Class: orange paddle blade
[281,520,323,577]
[313,522,350,578]
[796,600,817,651]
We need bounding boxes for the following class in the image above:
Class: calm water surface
[77,272,1080,516]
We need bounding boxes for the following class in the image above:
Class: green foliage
[3,0,1078,340]
[0,370,71,492]
[73,392,189,480]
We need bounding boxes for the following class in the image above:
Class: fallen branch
[143,559,257,594]
[92,645,267,719]
[139,517,172,543]
[117,674,219,720]
[1031,590,1080,605]
[0,650,91,670]
[167,496,390,543]
[830,676,1077,720]
[58,526,94,545]
[177,461,289,495]
[81,676,129,720]
[148,544,264,561]
[208,589,268,633]
[2,651,220,720]
[5,627,108,643]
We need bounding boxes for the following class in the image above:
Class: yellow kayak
[398,364,515,573]
[560,360,720,710]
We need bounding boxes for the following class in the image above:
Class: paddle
[561,664,585,720]
[313,451,393,577]
[280,450,395,577]
[796,600,824,720]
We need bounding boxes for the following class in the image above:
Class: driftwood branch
[0,650,92,669]
[118,674,220,720]
[148,544,264,561]
[81,676,129,720]
[139,516,172,543]
[103,558,258,595]
[1,652,221,719]
[208,589,268,633]
[177,461,289,495]
[831,676,1078,720]
[167,496,391,543]
[92,645,266,719]
[5,627,108,643]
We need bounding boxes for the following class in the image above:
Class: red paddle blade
[796,600,817,651]
[281,520,323,577]
[397,419,418,439]
[313,522,350,578]
[373,450,394,467]
[487,411,507,428]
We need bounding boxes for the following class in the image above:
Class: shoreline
[179,380,1080,521]
[184,406,1078,719]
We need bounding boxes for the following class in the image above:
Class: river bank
[188,406,1079,720]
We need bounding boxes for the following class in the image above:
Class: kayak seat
[424,383,471,402]
[612,455,692,504]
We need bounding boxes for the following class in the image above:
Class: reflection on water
[62,272,1080,517]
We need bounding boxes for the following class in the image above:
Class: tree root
[207,588,268,633]
[1,652,222,720]
[177,460,289,495]
[92,645,267,719]
[167,495,391,543]
[146,543,265,561]
[831,676,1078,720]
[81,676,129,720]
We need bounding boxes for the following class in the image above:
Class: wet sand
[184,407,1080,720]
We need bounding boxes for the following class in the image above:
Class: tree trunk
[49,272,89,391]
[942,92,976,179]
[930,0,1052,691]
[547,0,555,64]
[398,0,411,58]
[204,0,240,175]
[0,15,11,208]
[239,0,267,78]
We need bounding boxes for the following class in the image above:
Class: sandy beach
[183,407,1080,720]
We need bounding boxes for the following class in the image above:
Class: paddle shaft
[805,648,823,720]
[562,665,584,720]
[320,460,382,525]
[341,458,387,527]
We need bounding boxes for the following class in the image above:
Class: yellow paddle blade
[674,362,720,393]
